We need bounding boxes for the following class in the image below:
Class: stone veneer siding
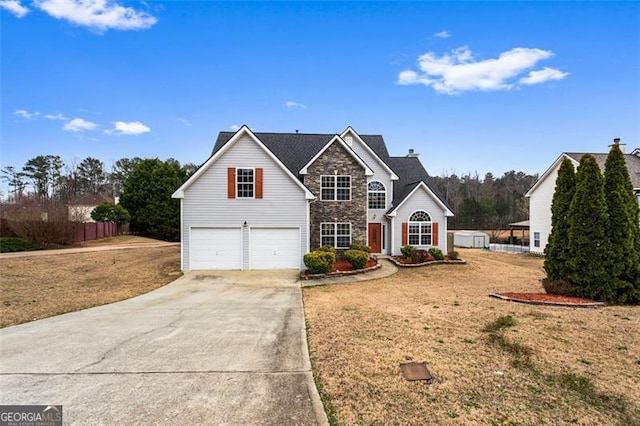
[307,142,367,250]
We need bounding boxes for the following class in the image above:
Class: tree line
[431,170,539,230]
[1,156,197,242]
[1,155,197,203]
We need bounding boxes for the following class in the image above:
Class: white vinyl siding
[341,130,394,255]
[181,135,309,270]
[342,130,394,223]
[392,187,447,255]
[528,161,562,254]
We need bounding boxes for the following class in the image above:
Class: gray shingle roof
[212,130,451,212]
[565,151,640,189]
[214,131,389,174]
[385,156,451,213]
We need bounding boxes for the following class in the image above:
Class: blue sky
[1,1,639,190]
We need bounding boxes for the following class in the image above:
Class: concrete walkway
[0,271,327,425]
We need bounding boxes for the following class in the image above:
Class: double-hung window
[368,181,386,209]
[321,223,351,249]
[321,175,351,201]
[408,211,432,246]
[236,168,254,198]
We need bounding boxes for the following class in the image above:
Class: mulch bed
[490,292,605,308]
[301,258,379,279]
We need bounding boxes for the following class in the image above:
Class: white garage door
[250,228,300,269]
[190,228,241,270]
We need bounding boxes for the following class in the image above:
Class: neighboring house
[525,144,640,254]
[172,125,454,270]
[68,193,116,222]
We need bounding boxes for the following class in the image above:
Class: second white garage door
[250,228,300,269]
[190,227,241,270]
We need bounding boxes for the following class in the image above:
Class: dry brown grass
[303,249,640,425]
[0,245,181,327]
[74,235,166,247]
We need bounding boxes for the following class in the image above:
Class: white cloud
[34,0,157,32]
[64,117,98,132]
[285,101,307,109]
[14,109,39,119]
[398,45,568,94]
[0,0,29,17]
[44,113,68,120]
[176,117,191,126]
[230,124,240,131]
[434,30,450,38]
[111,121,151,135]
[519,66,570,85]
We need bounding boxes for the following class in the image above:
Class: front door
[368,223,382,253]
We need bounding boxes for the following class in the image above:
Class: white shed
[454,230,490,248]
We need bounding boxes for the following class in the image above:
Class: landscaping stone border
[489,293,605,308]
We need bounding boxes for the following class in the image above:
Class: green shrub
[304,251,333,274]
[400,245,415,258]
[428,247,444,260]
[317,245,337,255]
[349,243,371,253]
[343,249,369,270]
[317,248,336,267]
[0,237,44,253]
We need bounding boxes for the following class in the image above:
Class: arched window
[368,181,386,209]
[408,210,432,245]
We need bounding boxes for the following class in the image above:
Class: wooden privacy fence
[74,222,118,242]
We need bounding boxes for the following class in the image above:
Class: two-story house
[172,125,453,270]
[525,143,640,254]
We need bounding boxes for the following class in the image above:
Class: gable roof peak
[299,134,374,176]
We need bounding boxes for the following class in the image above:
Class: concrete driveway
[0,271,327,425]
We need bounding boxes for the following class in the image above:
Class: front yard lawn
[0,245,181,327]
[303,249,640,425]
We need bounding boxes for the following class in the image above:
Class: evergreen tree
[568,155,613,301]
[604,143,640,303]
[544,157,576,281]
[119,158,187,241]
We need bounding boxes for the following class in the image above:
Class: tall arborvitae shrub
[568,155,613,301]
[604,143,640,303]
[544,158,576,281]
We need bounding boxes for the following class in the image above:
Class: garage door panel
[191,228,241,270]
[250,228,299,269]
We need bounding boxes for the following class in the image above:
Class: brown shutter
[255,168,263,199]
[402,222,408,246]
[432,222,439,246]
[227,168,236,198]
